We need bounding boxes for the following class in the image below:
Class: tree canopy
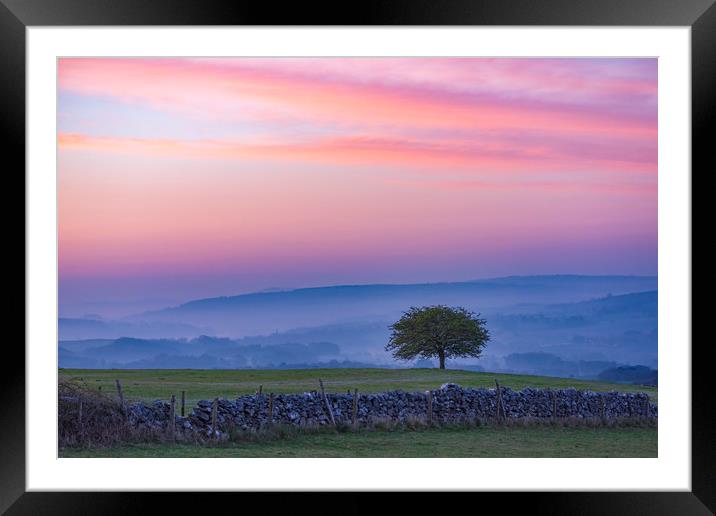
[386,305,490,369]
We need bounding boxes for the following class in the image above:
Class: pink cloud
[57,58,658,284]
[383,177,657,195]
[58,131,654,174]
[58,58,656,139]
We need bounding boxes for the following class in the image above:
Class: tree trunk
[438,352,446,369]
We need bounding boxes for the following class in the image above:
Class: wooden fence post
[181,390,186,417]
[318,379,337,428]
[169,394,176,440]
[211,397,218,437]
[352,389,359,430]
[268,392,274,424]
[600,394,606,423]
[494,379,504,424]
[425,390,433,426]
[645,394,650,419]
[552,391,557,422]
[77,396,83,441]
[115,379,126,417]
[526,396,534,418]
[258,385,263,396]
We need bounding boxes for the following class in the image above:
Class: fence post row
[97,378,653,437]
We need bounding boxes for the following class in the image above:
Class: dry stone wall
[126,383,657,438]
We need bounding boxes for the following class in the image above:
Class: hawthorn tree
[386,305,489,369]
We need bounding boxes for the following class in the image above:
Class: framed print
[3,0,711,513]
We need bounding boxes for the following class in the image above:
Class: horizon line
[154,273,658,310]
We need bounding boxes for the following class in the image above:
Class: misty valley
[58,275,657,385]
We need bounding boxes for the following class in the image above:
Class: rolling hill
[58,277,658,376]
[131,275,657,337]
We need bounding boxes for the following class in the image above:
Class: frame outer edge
[0,0,27,514]
[0,0,715,26]
[2,0,711,511]
[691,1,716,512]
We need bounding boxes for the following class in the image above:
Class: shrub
[58,380,161,448]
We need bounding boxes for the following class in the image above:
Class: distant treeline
[484,352,657,385]
[59,337,347,369]
[597,365,657,386]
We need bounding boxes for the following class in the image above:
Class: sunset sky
[58,58,657,317]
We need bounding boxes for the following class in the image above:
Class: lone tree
[386,305,489,370]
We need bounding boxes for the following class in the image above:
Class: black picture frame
[3,0,710,513]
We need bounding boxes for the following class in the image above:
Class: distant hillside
[487,290,657,367]
[58,317,210,341]
[59,286,658,375]
[545,290,657,317]
[58,276,657,374]
[132,275,657,337]
[58,335,344,370]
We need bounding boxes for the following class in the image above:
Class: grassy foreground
[59,368,657,458]
[60,426,657,458]
[59,367,658,409]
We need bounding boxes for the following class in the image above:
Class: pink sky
[57,58,657,316]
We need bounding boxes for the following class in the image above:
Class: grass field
[59,367,658,410]
[59,368,657,458]
[60,426,657,458]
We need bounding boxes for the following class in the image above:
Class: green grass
[59,367,658,410]
[59,368,657,458]
[59,426,657,458]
